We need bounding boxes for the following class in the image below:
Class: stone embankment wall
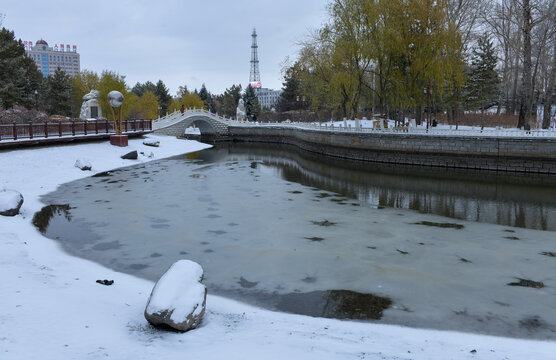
[226,126,556,174]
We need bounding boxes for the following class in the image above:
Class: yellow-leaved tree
[168,93,206,113]
[97,70,132,120]
[132,91,159,119]
[71,70,99,118]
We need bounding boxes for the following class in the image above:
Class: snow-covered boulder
[144,260,207,332]
[0,189,24,216]
[74,159,92,171]
[143,139,160,147]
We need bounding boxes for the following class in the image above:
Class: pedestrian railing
[154,108,556,139]
[0,119,152,142]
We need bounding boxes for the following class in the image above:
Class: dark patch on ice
[494,301,510,307]
[288,191,303,194]
[32,204,72,233]
[200,241,210,245]
[239,277,258,288]
[540,251,556,257]
[301,276,317,283]
[504,229,516,233]
[204,249,215,253]
[92,241,121,251]
[396,249,409,255]
[228,222,239,227]
[207,230,226,235]
[205,214,222,219]
[273,290,391,320]
[504,236,520,240]
[150,224,170,229]
[519,316,553,332]
[150,252,162,258]
[413,221,464,229]
[129,264,149,270]
[311,220,337,227]
[305,236,324,242]
[179,251,188,255]
[367,246,377,249]
[190,174,206,179]
[507,278,544,288]
[92,171,112,177]
[315,192,332,198]
[459,257,472,263]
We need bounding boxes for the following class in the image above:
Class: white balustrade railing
[153,108,556,138]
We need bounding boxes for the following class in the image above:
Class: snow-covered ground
[1,134,555,359]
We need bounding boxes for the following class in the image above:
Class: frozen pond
[35,143,556,339]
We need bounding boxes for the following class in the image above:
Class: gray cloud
[3,0,327,95]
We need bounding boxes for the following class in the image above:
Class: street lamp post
[34,90,38,109]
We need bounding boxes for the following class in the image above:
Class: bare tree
[541,12,556,128]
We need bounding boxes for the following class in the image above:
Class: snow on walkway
[0,135,554,359]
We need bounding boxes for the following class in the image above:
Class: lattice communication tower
[249,28,261,88]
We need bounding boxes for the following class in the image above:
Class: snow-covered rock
[74,159,92,171]
[143,139,160,147]
[144,260,207,332]
[0,189,24,216]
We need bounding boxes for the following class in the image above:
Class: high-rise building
[24,39,80,77]
[248,28,282,110]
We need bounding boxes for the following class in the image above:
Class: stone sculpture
[236,99,246,121]
[79,90,102,120]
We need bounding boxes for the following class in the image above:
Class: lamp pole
[34,90,38,109]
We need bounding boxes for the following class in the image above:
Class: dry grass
[437,113,520,128]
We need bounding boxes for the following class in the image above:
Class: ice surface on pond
[38,144,556,339]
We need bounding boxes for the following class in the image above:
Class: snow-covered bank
[0,135,554,359]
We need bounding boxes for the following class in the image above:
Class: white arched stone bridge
[153,108,236,137]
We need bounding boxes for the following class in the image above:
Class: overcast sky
[2,0,328,95]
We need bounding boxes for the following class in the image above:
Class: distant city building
[255,88,282,110]
[24,39,80,77]
[247,28,281,110]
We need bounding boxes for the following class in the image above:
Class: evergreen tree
[176,85,189,98]
[243,86,261,119]
[0,27,42,109]
[464,34,499,128]
[131,81,156,97]
[222,84,243,116]
[277,62,302,112]
[44,68,72,116]
[155,80,171,116]
[198,84,209,103]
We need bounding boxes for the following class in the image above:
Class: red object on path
[110,135,128,147]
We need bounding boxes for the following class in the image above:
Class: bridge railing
[153,108,556,138]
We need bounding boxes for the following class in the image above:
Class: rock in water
[121,151,138,160]
[74,159,92,171]
[143,139,160,147]
[144,260,207,332]
[0,189,24,216]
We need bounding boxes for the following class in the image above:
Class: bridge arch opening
[182,117,217,135]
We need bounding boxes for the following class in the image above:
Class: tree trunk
[542,40,556,129]
[518,0,532,129]
[415,105,422,125]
